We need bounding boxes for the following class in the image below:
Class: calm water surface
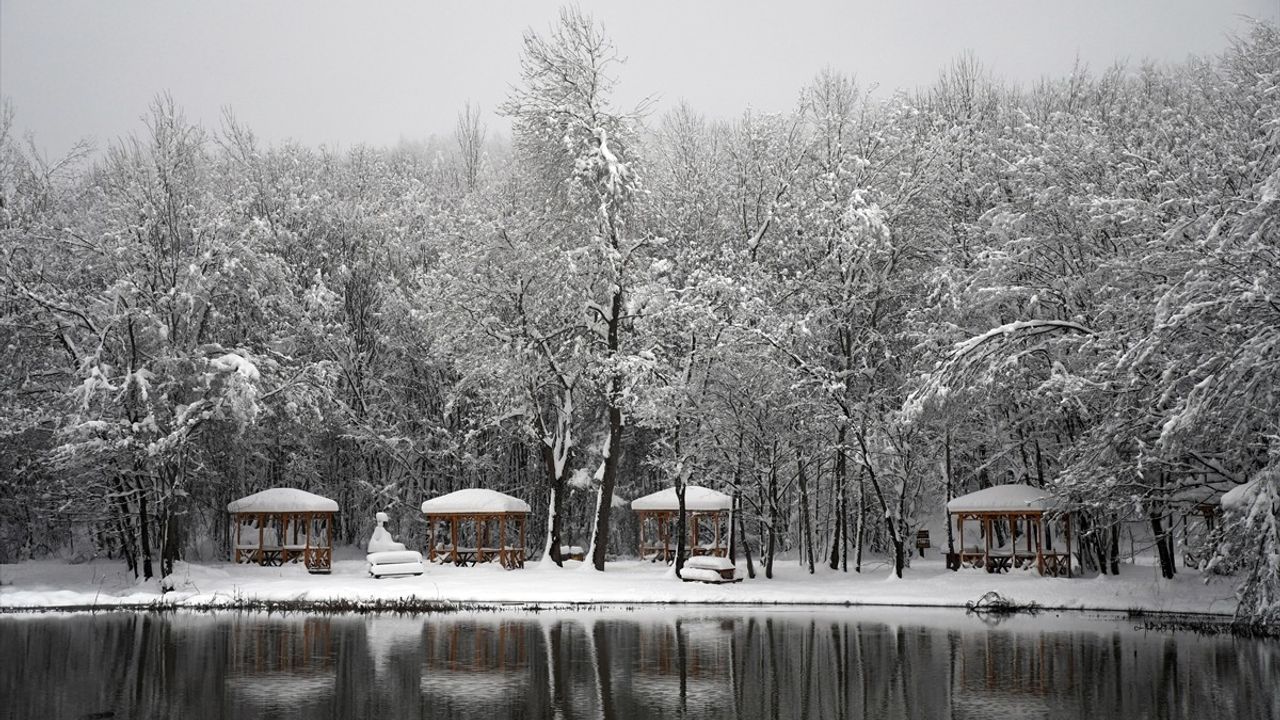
[1,608,1275,720]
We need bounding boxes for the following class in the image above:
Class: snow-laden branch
[951,319,1094,359]
[905,319,1096,418]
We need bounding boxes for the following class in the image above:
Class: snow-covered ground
[0,549,1240,615]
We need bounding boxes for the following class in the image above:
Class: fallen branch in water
[965,591,1041,615]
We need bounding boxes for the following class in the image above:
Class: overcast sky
[3,1,1276,157]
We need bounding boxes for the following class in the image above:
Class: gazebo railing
[950,510,1073,578]
[425,512,528,570]
[636,509,730,563]
[231,510,334,573]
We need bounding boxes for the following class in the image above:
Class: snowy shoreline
[0,553,1240,619]
[0,600,1241,624]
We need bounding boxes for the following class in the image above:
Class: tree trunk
[588,289,626,572]
[540,442,566,567]
[112,473,138,576]
[854,471,865,573]
[830,428,847,570]
[944,431,956,555]
[728,482,739,563]
[828,489,843,571]
[738,497,756,579]
[138,485,154,581]
[1109,521,1121,575]
[1086,514,1109,574]
[765,462,778,579]
[674,479,688,577]
[857,427,905,578]
[1150,513,1175,579]
[797,452,815,574]
[160,509,180,579]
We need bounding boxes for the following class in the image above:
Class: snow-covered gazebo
[421,489,530,569]
[631,485,733,562]
[228,488,339,573]
[946,484,1072,577]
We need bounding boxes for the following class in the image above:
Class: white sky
[2,1,1276,157]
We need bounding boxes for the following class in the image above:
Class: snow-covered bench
[366,512,424,578]
[680,556,740,584]
[367,550,426,578]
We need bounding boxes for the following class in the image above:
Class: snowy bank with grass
[0,551,1239,615]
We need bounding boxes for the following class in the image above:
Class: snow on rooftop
[420,488,531,515]
[227,488,339,513]
[946,484,1060,513]
[631,485,732,512]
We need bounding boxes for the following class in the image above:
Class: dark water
[1,608,1275,720]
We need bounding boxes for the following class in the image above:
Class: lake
[1,608,1275,719]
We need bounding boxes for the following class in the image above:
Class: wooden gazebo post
[427,518,434,562]
[498,515,507,568]
[1065,514,1073,578]
[1036,514,1046,575]
[982,515,992,568]
[690,513,699,557]
[450,517,459,565]
[659,513,669,561]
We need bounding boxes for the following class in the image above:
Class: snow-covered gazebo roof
[420,488,531,515]
[631,485,732,512]
[227,488,339,514]
[946,484,1059,514]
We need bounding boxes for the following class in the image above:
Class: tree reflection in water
[1,609,1276,719]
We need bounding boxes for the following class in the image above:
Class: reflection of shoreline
[202,609,1271,720]
[223,615,340,708]
[632,618,735,689]
[6,610,1274,720]
[228,674,337,704]
[228,615,335,672]
[419,671,526,697]
[4,596,1240,629]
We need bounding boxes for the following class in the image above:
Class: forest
[1,11,1276,622]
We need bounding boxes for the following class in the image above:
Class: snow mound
[685,556,735,571]
[947,484,1059,513]
[1221,479,1261,513]
[680,567,729,583]
[210,352,260,381]
[631,485,732,512]
[420,488,531,514]
[227,488,339,513]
